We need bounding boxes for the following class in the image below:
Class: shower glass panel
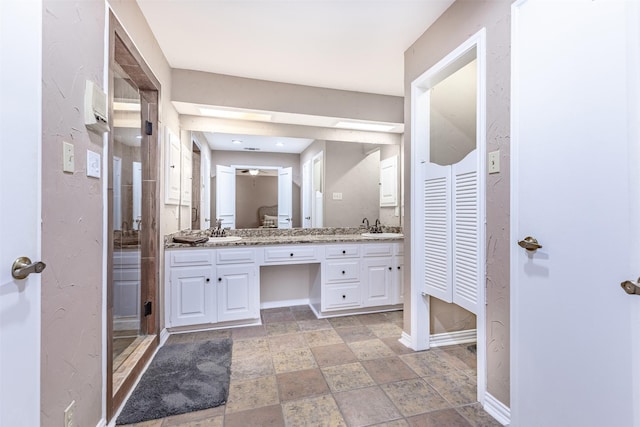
[112,64,146,370]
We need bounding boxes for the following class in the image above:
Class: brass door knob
[12,257,46,280]
[518,236,542,252]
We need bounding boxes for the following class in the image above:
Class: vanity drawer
[325,260,360,282]
[394,243,404,256]
[263,246,318,263]
[362,243,394,258]
[216,248,255,264]
[325,245,360,259]
[168,249,214,267]
[323,283,361,310]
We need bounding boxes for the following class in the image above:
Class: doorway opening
[107,12,161,421]
[409,29,487,403]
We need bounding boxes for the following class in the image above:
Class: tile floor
[119,307,501,427]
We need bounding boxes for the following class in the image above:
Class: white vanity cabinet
[393,244,404,304]
[165,248,259,328]
[322,244,361,311]
[362,244,395,307]
[113,250,141,329]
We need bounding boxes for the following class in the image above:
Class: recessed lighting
[243,147,260,151]
[249,169,260,176]
[276,142,284,147]
[113,101,141,112]
[136,135,142,140]
[335,121,396,132]
[232,140,242,145]
[199,107,272,122]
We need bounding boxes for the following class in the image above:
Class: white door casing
[278,167,293,229]
[165,128,181,205]
[511,1,640,426]
[410,29,487,404]
[215,164,236,229]
[0,0,42,425]
[302,160,312,228]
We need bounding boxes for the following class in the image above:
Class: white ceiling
[135,0,454,97]
[205,132,314,154]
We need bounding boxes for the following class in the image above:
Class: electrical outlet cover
[87,150,100,178]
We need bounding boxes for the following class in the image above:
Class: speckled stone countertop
[165,227,404,248]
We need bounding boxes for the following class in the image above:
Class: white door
[278,167,293,229]
[215,164,236,228]
[511,1,640,426]
[302,160,312,228]
[0,1,42,425]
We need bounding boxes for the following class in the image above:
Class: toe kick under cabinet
[164,241,403,329]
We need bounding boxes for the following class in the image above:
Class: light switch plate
[488,150,500,174]
[63,141,74,173]
[87,150,100,178]
[332,192,343,200]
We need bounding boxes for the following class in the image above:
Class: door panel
[216,265,256,322]
[169,267,214,327]
[216,165,236,228]
[0,1,42,424]
[511,1,639,425]
[278,167,293,229]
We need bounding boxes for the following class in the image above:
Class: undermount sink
[361,232,404,239]
[208,236,243,243]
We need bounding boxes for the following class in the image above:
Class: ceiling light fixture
[199,107,272,122]
[249,169,260,176]
[113,101,141,112]
[232,139,242,145]
[334,121,396,132]
[276,142,284,147]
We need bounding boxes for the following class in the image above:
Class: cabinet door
[169,266,215,327]
[362,258,393,307]
[216,265,258,322]
[394,256,404,304]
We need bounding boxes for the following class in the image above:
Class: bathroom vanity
[164,228,404,331]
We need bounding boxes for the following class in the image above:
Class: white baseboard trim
[260,298,310,309]
[483,392,511,426]
[399,331,413,349]
[159,327,169,346]
[429,328,477,348]
[96,418,107,427]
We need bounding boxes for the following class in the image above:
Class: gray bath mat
[116,338,232,425]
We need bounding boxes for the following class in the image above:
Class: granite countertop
[165,227,404,249]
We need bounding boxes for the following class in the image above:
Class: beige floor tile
[223,404,285,427]
[406,408,472,427]
[381,337,416,355]
[226,376,279,414]
[362,356,418,384]
[347,339,396,360]
[357,312,390,325]
[367,322,404,339]
[268,333,308,353]
[321,362,376,392]
[277,368,330,401]
[426,371,477,407]
[297,318,332,331]
[371,420,410,427]
[272,347,317,374]
[400,350,458,377]
[381,378,450,417]
[263,310,296,324]
[266,321,300,336]
[334,386,402,427]
[162,407,224,426]
[303,329,344,347]
[334,325,377,343]
[328,315,363,328]
[281,394,347,427]
[230,353,275,380]
[311,343,358,367]
[232,338,269,359]
[231,325,267,340]
[455,403,504,427]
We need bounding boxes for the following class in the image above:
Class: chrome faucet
[362,218,369,229]
[210,219,227,237]
[372,219,382,233]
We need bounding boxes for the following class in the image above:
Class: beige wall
[403,0,512,406]
[236,175,278,228]
[41,1,180,425]
[41,1,105,425]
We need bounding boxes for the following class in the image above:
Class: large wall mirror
[186,131,402,230]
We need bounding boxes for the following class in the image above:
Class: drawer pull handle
[388,267,392,271]
[342,270,345,274]
[342,294,346,299]
[397,266,401,270]
[218,277,222,282]
[290,253,294,257]
[342,250,346,254]
[206,278,210,282]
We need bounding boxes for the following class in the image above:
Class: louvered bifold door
[452,150,479,314]
[423,162,452,302]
